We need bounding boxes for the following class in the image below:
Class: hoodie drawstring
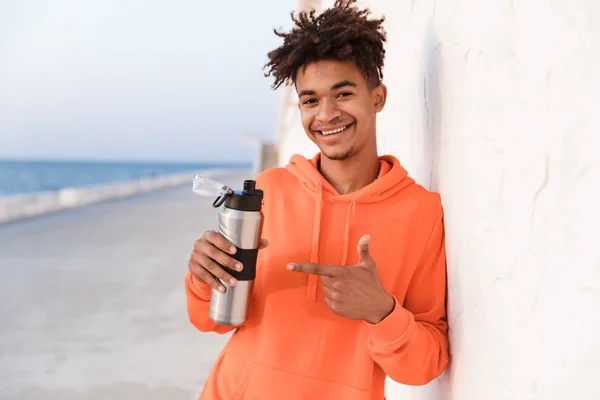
[306,183,323,300]
[306,188,356,301]
[340,200,356,266]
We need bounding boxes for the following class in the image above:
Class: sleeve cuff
[185,272,213,300]
[365,296,414,346]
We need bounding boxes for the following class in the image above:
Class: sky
[0,0,297,163]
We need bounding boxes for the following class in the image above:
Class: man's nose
[316,98,342,123]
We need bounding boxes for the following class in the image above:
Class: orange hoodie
[185,153,449,400]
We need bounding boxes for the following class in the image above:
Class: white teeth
[321,124,350,135]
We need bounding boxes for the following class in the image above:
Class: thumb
[357,234,373,266]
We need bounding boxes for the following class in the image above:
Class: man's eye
[337,92,352,98]
[303,99,317,105]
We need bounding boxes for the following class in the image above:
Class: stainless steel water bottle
[208,179,264,326]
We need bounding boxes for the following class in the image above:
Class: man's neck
[319,147,380,195]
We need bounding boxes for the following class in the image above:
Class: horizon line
[0,157,253,165]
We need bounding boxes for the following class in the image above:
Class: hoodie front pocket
[234,361,369,400]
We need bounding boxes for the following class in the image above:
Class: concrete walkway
[0,169,250,399]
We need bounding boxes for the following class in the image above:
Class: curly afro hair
[263,0,387,90]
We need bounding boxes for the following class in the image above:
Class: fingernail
[286,263,294,271]
[229,246,236,254]
[235,263,243,271]
[218,286,225,293]
[229,278,238,286]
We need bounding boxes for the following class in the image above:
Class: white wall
[275,1,600,399]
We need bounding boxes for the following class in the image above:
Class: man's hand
[189,230,268,293]
[287,235,395,324]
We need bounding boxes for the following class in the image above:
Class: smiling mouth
[315,123,354,136]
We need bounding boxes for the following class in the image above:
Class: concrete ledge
[0,170,221,225]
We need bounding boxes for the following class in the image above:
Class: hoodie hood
[285,152,415,300]
[285,152,414,203]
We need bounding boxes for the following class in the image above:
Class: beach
[0,168,251,399]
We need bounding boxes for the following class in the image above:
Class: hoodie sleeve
[365,211,449,385]
[185,272,237,334]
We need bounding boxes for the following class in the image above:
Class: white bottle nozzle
[193,175,234,207]
[193,175,228,197]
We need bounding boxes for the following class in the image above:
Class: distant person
[185,1,449,399]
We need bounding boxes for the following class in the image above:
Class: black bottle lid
[212,180,263,211]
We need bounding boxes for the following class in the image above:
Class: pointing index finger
[287,262,341,277]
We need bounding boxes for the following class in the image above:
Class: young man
[185,1,449,398]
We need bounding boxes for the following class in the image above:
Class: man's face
[295,60,386,161]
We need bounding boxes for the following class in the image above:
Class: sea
[0,160,250,197]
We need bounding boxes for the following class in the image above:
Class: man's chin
[320,147,354,161]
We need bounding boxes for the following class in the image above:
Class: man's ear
[373,83,387,113]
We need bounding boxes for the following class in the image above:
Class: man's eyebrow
[298,89,316,97]
[297,80,357,98]
[331,80,357,90]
